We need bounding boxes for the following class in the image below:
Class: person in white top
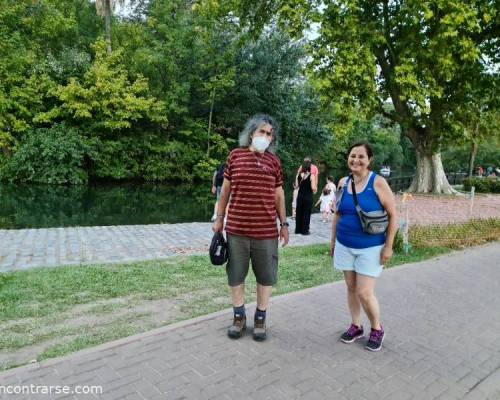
[325,176,337,213]
[325,175,336,192]
[315,187,334,222]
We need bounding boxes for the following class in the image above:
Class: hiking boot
[253,317,267,341]
[340,324,364,343]
[365,327,385,351]
[227,314,246,339]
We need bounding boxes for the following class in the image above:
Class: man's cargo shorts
[226,234,279,286]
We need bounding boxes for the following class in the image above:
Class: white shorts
[333,240,384,278]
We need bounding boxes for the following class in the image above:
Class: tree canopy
[0,0,498,190]
[236,0,500,192]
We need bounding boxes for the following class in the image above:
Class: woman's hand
[329,241,335,257]
[380,245,393,265]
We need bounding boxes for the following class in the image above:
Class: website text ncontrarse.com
[0,384,103,395]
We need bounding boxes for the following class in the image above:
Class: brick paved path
[1,194,499,272]
[0,242,499,399]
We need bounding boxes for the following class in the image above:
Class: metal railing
[387,172,468,192]
[387,176,414,192]
[446,172,468,185]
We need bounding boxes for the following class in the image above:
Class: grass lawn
[0,218,498,370]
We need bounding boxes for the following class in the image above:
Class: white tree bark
[95,0,113,54]
[468,141,478,178]
[408,150,456,194]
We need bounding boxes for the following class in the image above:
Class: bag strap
[350,174,366,216]
[350,175,362,210]
[336,177,349,209]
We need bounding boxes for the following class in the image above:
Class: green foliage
[218,30,332,177]
[143,140,204,182]
[237,0,500,192]
[0,124,89,185]
[341,116,405,174]
[193,157,222,182]
[442,142,500,173]
[86,136,141,180]
[463,177,500,193]
[36,39,167,133]
[392,230,404,253]
[1,0,446,186]
[312,1,498,146]
[0,0,85,152]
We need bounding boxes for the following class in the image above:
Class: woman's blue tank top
[336,172,386,249]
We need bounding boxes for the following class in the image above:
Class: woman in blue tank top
[330,143,398,351]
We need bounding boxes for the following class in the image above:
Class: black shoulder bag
[351,176,389,235]
[209,232,229,265]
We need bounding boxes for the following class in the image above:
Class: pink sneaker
[340,324,364,343]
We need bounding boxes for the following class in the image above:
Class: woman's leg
[355,274,381,330]
[295,195,304,234]
[343,271,361,326]
[303,196,312,233]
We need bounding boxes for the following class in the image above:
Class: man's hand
[380,245,393,266]
[212,217,223,233]
[280,227,289,247]
[211,185,216,195]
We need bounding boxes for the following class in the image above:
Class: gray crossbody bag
[350,176,389,235]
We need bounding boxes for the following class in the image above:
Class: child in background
[325,176,336,193]
[315,188,334,223]
[325,176,337,214]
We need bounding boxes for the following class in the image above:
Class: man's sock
[233,304,245,318]
[255,308,266,321]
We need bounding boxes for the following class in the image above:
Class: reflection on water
[0,183,218,229]
[0,180,305,229]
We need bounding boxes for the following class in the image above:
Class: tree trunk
[406,130,455,194]
[207,90,215,158]
[468,140,478,178]
[104,0,112,55]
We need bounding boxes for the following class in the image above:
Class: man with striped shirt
[212,114,289,341]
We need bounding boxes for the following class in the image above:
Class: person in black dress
[295,160,318,234]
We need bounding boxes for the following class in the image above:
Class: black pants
[295,193,312,234]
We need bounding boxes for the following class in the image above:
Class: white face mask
[251,136,270,153]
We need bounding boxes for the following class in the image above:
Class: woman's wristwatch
[280,221,289,228]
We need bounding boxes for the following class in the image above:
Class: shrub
[142,141,206,183]
[410,218,500,248]
[393,229,404,253]
[463,177,500,193]
[87,137,141,181]
[0,124,89,185]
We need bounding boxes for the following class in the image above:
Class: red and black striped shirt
[224,148,284,239]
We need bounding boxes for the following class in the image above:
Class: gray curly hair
[238,114,279,154]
